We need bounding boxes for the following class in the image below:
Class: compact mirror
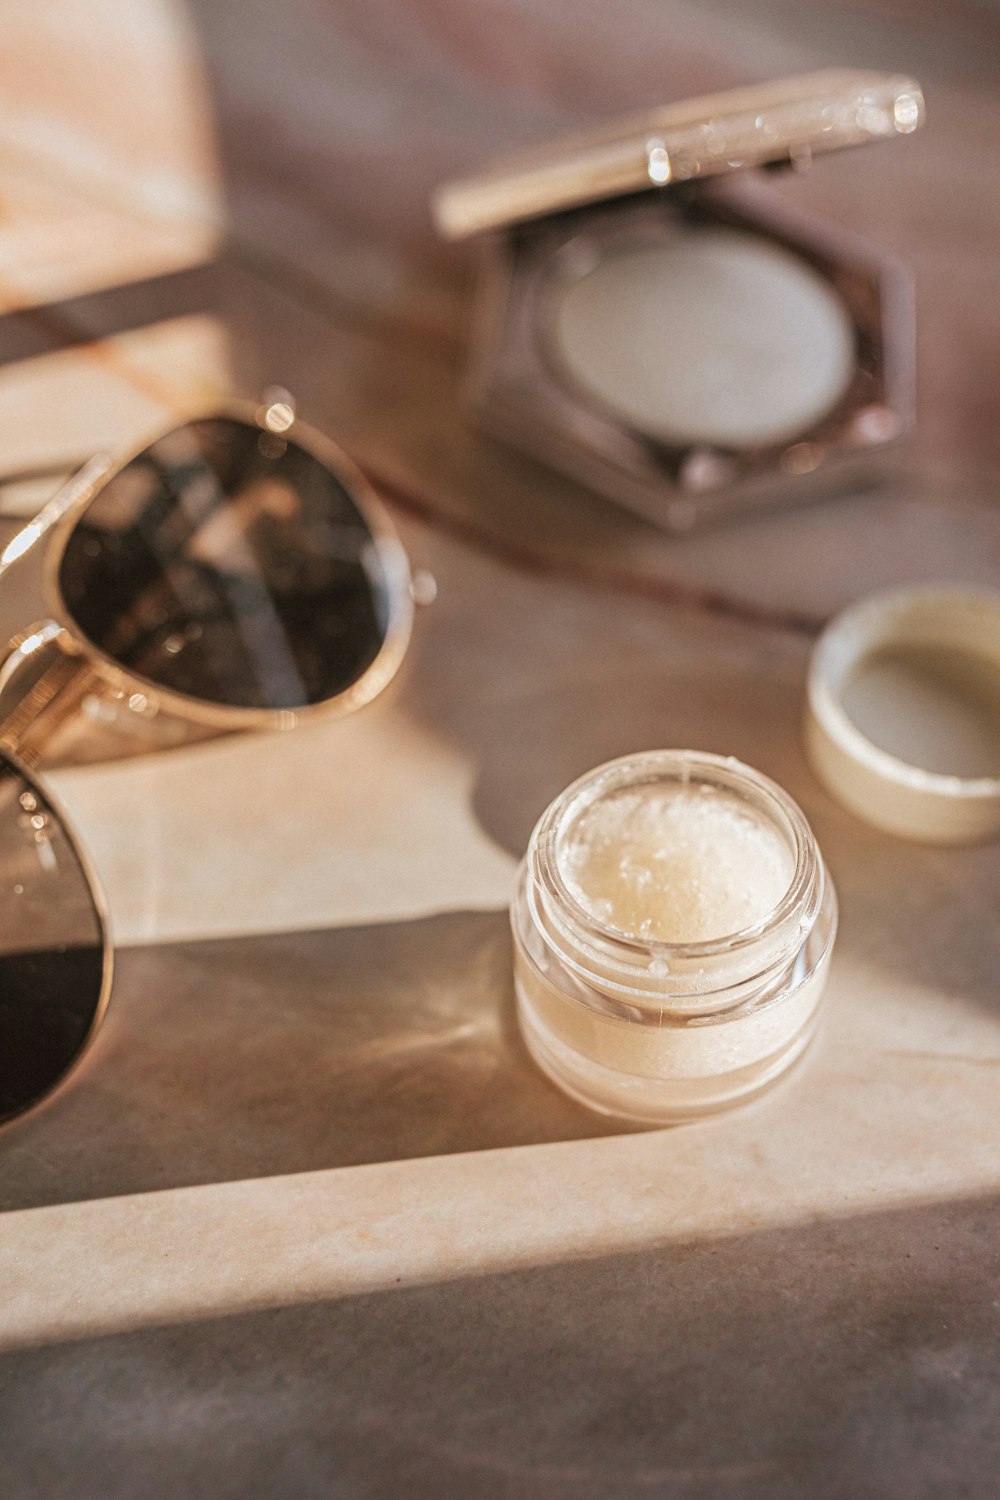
[435,69,924,530]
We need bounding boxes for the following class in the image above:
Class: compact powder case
[434,70,925,530]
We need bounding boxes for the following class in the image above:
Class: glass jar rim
[531,749,817,962]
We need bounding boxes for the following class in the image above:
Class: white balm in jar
[511,751,838,1123]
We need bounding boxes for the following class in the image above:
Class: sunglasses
[0,396,415,1125]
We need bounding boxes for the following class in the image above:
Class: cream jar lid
[805,586,1000,843]
[433,69,923,240]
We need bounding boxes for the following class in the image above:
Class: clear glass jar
[511,750,838,1124]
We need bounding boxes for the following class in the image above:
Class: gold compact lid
[433,69,924,240]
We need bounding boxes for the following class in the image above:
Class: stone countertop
[0,3,999,1496]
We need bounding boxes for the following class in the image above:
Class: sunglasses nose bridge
[0,623,90,768]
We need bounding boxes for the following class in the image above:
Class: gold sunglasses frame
[0,747,114,1129]
[0,396,416,1125]
[0,396,414,754]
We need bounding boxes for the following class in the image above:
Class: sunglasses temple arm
[0,455,111,584]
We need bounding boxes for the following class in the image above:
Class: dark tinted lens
[58,418,391,711]
[0,753,106,1124]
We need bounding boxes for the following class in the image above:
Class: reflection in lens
[58,419,394,711]
[0,753,107,1124]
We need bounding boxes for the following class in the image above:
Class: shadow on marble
[392,557,1000,1023]
[390,535,814,863]
[2,1190,999,1499]
[0,263,219,373]
[0,909,619,1213]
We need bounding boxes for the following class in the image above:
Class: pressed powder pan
[434,69,924,530]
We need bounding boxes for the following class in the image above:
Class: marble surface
[1,2,1000,1495]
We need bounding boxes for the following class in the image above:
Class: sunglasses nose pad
[0,750,109,1125]
[255,387,297,433]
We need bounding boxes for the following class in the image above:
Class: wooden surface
[1,2,999,1495]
